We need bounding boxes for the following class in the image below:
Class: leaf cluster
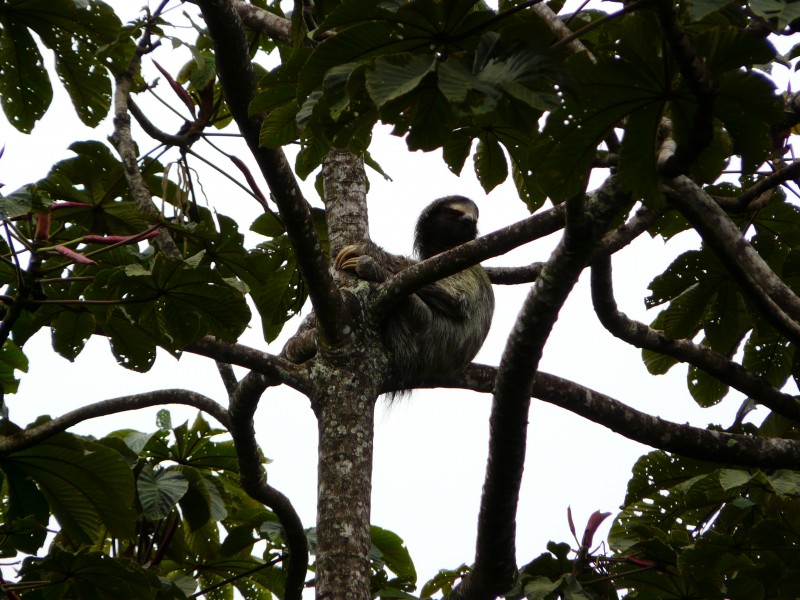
[0,0,135,132]
[607,444,800,599]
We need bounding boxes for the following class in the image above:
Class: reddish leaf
[54,245,97,265]
[153,60,196,118]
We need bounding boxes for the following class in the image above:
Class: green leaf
[743,323,793,389]
[718,469,753,491]
[371,525,417,581]
[687,364,729,407]
[240,239,305,342]
[617,101,664,203]
[0,185,52,219]
[442,130,473,175]
[686,0,733,20]
[251,212,286,238]
[298,22,399,98]
[473,134,508,193]
[259,100,300,147]
[5,0,124,127]
[0,339,29,396]
[714,70,781,173]
[120,255,251,348]
[103,309,157,372]
[0,19,52,132]
[51,309,95,361]
[19,548,163,598]
[366,53,435,108]
[2,432,136,543]
[137,465,189,521]
[179,467,227,532]
[534,50,663,202]
[749,0,800,29]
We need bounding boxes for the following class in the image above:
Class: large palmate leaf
[1,430,136,544]
[18,548,169,599]
[99,254,251,349]
[0,0,130,131]
[609,451,800,599]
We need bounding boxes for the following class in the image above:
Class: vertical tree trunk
[314,150,384,598]
[314,378,378,599]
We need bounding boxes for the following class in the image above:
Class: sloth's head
[413,196,480,260]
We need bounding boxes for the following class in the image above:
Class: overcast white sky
[1,0,796,591]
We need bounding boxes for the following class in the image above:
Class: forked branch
[590,255,800,421]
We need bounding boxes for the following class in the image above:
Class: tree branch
[185,337,310,394]
[451,180,630,600]
[716,159,800,212]
[666,176,800,344]
[439,364,800,470]
[0,389,229,454]
[485,263,545,285]
[533,3,596,63]
[228,372,308,600]
[482,204,661,285]
[195,0,351,350]
[109,8,181,259]
[232,0,292,44]
[374,203,566,315]
[590,254,800,421]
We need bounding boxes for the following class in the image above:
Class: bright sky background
[0,0,797,592]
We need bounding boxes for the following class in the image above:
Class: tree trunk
[314,375,379,599]
[314,150,385,598]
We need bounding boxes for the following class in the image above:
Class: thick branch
[666,177,800,343]
[374,203,566,313]
[452,181,629,600]
[185,337,310,394]
[590,255,800,421]
[322,150,370,259]
[0,390,229,454]
[229,373,308,600]
[195,0,351,350]
[232,0,292,43]
[485,263,545,285]
[439,365,800,470]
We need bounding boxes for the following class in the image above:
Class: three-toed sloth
[284,195,494,395]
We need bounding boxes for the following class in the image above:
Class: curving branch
[0,389,229,454]
[128,98,198,148]
[195,0,351,351]
[185,337,310,394]
[451,180,630,600]
[436,364,800,470]
[666,177,800,344]
[590,255,800,421]
[228,372,308,600]
[600,204,663,256]
[483,204,661,286]
[716,160,800,212]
